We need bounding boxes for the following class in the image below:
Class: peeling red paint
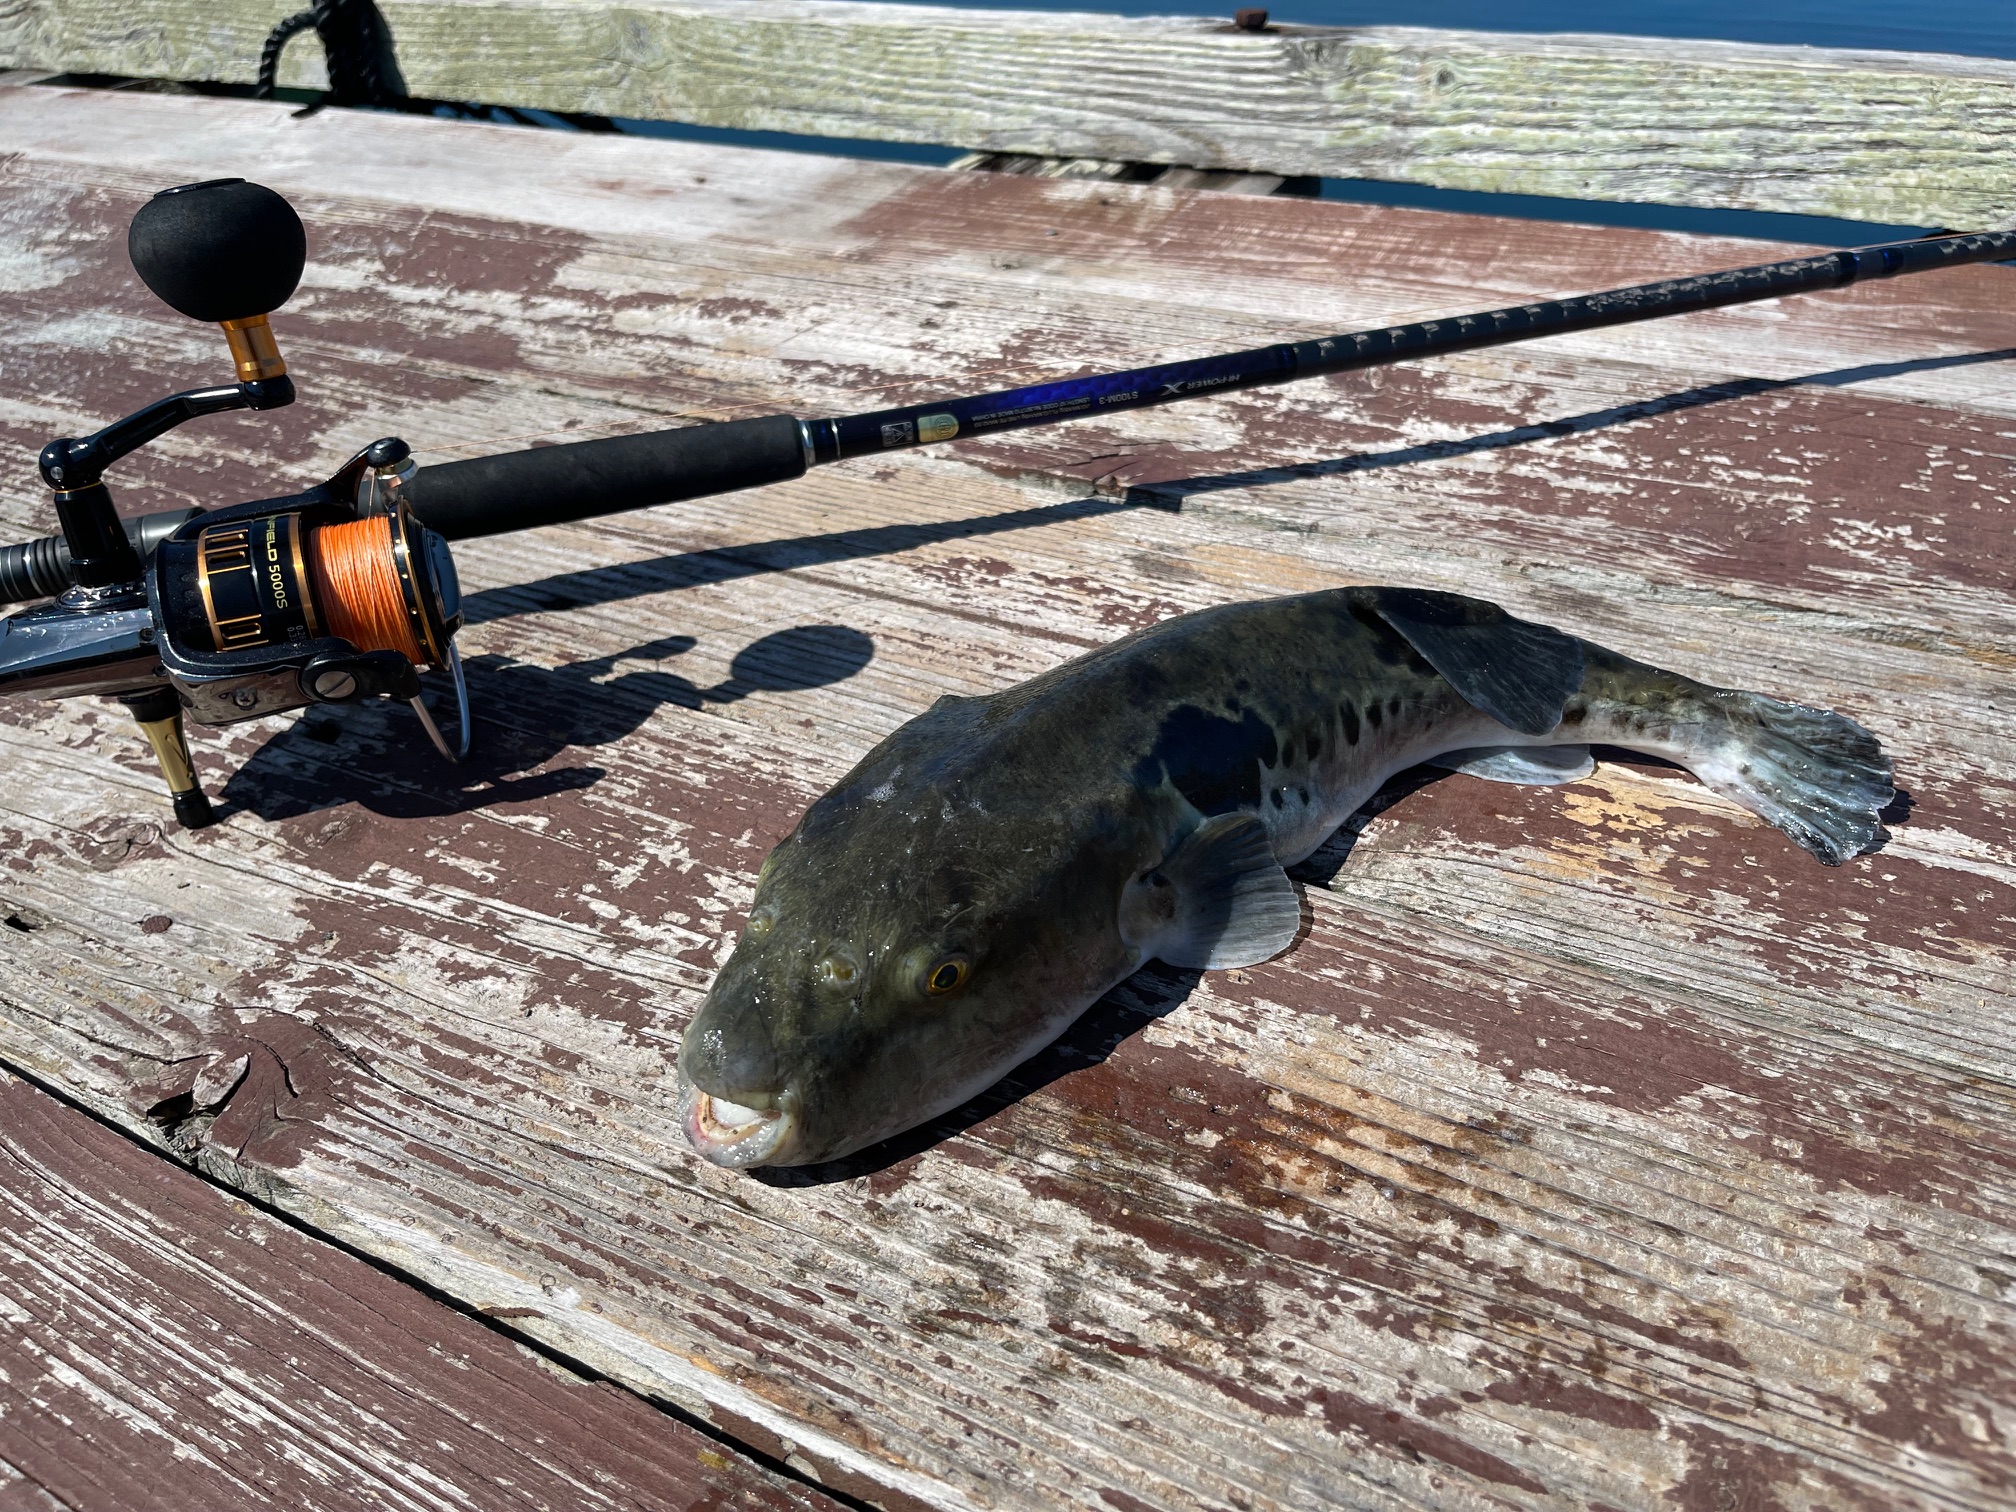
[3,86,2012,1512]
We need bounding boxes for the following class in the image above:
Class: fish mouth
[678,1070,794,1168]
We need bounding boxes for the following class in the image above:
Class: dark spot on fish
[1282,735,1298,765]
[1298,788,1309,803]
[1340,703,1359,744]
[1387,696,1402,719]
[1561,702,1588,727]
[1367,702,1384,731]
[1271,788,1285,808]
[1137,704,1278,815]
[1307,732,1322,760]
[1236,679,1252,693]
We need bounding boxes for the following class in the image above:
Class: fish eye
[923,955,970,996]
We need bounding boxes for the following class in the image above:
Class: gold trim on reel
[219,314,288,384]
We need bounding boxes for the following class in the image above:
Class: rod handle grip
[406,415,808,542]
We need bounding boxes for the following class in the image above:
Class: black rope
[254,9,316,98]
[254,0,397,108]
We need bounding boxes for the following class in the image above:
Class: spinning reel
[0,180,468,829]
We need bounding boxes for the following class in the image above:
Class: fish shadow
[754,741,1920,1185]
[1553,748,1913,854]
[755,759,1621,1185]
[215,623,874,822]
[756,768,1466,1187]
[1285,765,1453,887]
[1290,749,1916,880]
[751,963,1208,1189]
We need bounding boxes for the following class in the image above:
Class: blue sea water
[919,0,2013,62]
[600,0,2011,243]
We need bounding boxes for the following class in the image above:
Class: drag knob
[127,179,307,323]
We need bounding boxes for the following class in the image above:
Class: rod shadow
[461,348,2013,627]
[459,496,1152,627]
[1124,347,2016,508]
[216,623,874,821]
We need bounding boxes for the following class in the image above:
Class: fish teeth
[706,1096,769,1130]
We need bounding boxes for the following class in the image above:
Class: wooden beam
[0,0,2011,228]
[0,1069,840,1512]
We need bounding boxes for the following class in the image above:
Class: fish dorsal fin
[1429,744,1594,785]
[1120,813,1301,970]
[1372,588,1585,737]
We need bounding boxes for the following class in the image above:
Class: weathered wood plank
[1,83,2014,1511]
[0,1069,842,1512]
[1,2,2013,227]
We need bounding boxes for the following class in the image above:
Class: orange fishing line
[305,515,425,663]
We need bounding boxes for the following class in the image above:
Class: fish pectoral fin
[1372,587,1585,738]
[1428,744,1594,786]
[1124,813,1302,971]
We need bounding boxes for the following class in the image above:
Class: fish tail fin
[1683,690,1896,865]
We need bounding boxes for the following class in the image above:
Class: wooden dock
[0,60,2013,1512]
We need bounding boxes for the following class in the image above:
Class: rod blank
[810,230,2016,462]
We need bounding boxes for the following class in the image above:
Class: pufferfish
[677,587,1893,1168]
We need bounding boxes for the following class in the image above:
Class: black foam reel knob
[127,178,307,323]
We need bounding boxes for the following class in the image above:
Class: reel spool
[154,466,470,762]
[148,439,472,765]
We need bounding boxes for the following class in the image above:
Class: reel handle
[128,179,306,325]
[34,181,305,595]
[129,179,306,384]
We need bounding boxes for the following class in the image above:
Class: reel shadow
[217,623,874,821]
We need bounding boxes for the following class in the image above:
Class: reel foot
[121,686,218,831]
[171,788,218,830]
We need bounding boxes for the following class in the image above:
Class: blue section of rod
[808,229,2016,465]
[826,345,1300,460]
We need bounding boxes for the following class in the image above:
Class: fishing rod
[327,218,2016,541]
[2,178,2011,828]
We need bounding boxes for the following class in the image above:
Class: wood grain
[1,2,2013,227]
[1,81,2014,1511]
[0,1068,841,1512]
